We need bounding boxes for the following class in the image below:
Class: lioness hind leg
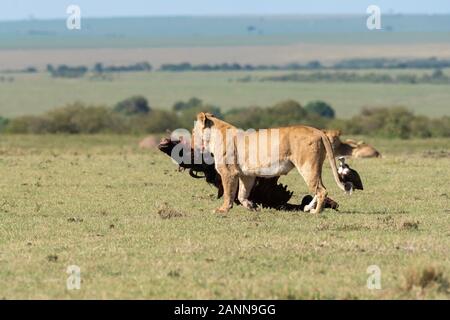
[215,168,239,213]
[304,195,317,212]
[310,186,327,214]
[238,176,257,211]
[294,159,327,214]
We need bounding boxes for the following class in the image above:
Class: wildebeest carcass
[157,137,339,212]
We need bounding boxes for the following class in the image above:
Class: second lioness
[192,112,346,214]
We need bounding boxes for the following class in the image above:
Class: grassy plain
[0,134,449,299]
[1,71,450,118]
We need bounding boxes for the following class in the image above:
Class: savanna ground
[0,134,449,299]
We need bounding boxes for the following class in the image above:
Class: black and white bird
[337,157,364,195]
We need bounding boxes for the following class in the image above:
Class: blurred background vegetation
[2,96,449,139]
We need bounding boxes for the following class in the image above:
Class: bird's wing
[349,169,364,190]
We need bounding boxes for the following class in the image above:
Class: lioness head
[192,112,215,152]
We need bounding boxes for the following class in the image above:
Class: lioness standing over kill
[192,112,347,214]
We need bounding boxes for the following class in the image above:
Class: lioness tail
[320,133,346,192]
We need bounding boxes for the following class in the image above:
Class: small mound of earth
[139,136,159,149]
[422,150,450,159]
[157,205,184,219]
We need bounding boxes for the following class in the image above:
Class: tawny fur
[193,113,345,214]
[323,130,382,159]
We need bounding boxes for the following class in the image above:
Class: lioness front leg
[238,176,257,211]
[215,168,238,213]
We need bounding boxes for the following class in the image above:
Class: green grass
[0,134,449,299]
[1,71,450,118]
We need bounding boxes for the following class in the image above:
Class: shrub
[305,101,336,119]
[43,103,124,134]
[5,115,51,134]
[114,96,151,115]
[129,110,181,134]
[409,116,433,138]
[172,98,222,129]
[0,116,9,132]
[173,97,203,112]
[5,103,126,134]
[267,100,308,126]
[430,116,450,137]
[68,105,127,134]
[341,107,444,139]
[224,100,310,129]
[379,107,415,139]
[4,97,450,139]
[43,102,115,133]
[4,102,182,134]
[224,106,267,129]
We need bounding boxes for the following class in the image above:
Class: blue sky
[1,0,450,21]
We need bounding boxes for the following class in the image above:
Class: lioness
[323,130,382,158]
[192,112,346,214]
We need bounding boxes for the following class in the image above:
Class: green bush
[173,97,203,111]
[268,100,307,126]
[224,100,310,129]
[114,96,151,116]
[430,116,450,137]
[47,103,123,134]
[224,106,266,129]
[5,115,51,134]
[5,103,124,134]
[3,97,450,139]
[0,116,9,132]
[305,101,335,119]
[172,98,222,129]
[5,102,182,134]
[128,110,181,134]
[341,107,448,139]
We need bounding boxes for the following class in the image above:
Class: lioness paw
[214,207,230,214]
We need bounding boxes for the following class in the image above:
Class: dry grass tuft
[403,266,450,295]
[398,220,420,231]
[157,205,184,219]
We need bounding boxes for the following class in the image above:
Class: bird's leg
[344,182,354,195]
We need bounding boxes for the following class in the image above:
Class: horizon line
[1,12,449,23]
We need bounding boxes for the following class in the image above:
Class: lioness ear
[197,112,206,126]
[196,112,214,129]
[337,130,342,137]
[196,112,207,128]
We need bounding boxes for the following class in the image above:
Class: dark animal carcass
[157,137,339,211]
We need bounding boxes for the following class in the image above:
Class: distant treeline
[240,69,450,84]
[93,62,152,73]
[1,96,449,139]
[159,58,450,72]
[47,64,88,78]
[46,62,152,78]
[12,57,450,78]
[0,76,15,83]
[159,61,323,72]
[334,58,450,69]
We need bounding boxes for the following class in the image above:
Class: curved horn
[189,169,205,179]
